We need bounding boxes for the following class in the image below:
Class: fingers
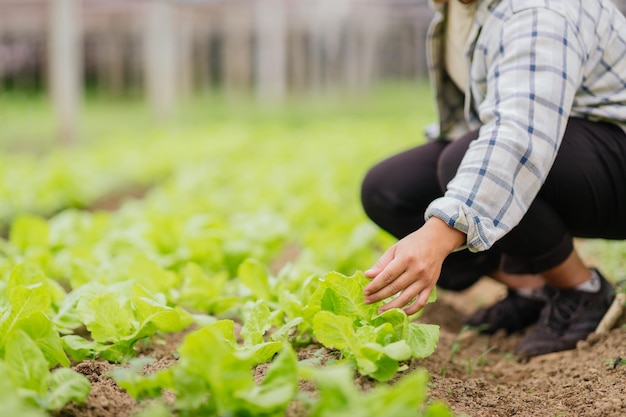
[403,289,432,315]
[364,246,396,278]
[362,254,437,314]
[364,266,412,304]
[376,280,421,312]
[374,280,432,315]
[363,259,405,301]
[362,225,447,314]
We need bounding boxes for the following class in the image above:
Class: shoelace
[542,290,582,331]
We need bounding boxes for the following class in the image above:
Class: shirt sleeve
[425,7,585,252]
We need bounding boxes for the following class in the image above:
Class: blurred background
[0,0,442,142]
[0,0,625,142]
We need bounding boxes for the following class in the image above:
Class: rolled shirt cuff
[425,196,505,253]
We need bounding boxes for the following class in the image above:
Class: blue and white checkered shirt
[424,0,626,252]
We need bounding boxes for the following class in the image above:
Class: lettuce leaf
[301,363,453,417]
[306,271,439,381]
[114,321,298,417]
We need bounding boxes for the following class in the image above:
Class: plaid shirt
[424,0,626,252]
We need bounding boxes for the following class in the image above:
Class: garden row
[0,87,456,416]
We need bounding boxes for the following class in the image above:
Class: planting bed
[54,278,626,417]
[3,87,625,417]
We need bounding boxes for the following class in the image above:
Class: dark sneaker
[514,269,615,360]
[464,289,546,334]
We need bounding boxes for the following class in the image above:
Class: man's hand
[363,217,466,315]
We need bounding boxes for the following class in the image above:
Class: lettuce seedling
[113,320,298,417]
[300,363,453,417]
[303,271,439,381]
[0,263,68,368]
[61,281,193,362]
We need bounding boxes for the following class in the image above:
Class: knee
[360,165,390,221]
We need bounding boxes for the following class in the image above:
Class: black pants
[361,118,626,291]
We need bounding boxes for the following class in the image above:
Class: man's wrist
[423,216,466,254]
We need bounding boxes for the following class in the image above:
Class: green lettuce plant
[0,263,91,410]
[300,363,453,417]
[303,271,439,381]
[60,282,193,362]
[113,320,298,417]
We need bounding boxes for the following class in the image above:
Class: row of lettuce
[0,100,453,416]
[0,124,256,232]
[1,259,448,417]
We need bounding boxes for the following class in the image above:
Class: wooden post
[345,6,386,94]
[312,0,351,93]
[49,0,82,145]
[144,0,178,119]
[127,23,143,95]
[0,21,3,96]
[254,0,287,103]
[105,18,125,96]
[178,11,194,100]
[93,16,125,97]
[306,8,323,95]
[194,25,212,95]
[287,8,308,96]
[222,4,253,97]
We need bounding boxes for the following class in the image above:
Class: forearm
[420,216,466,257]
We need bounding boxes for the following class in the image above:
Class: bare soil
[54,278,626,417]
[88,186,151,212]
[414,279,626,417]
